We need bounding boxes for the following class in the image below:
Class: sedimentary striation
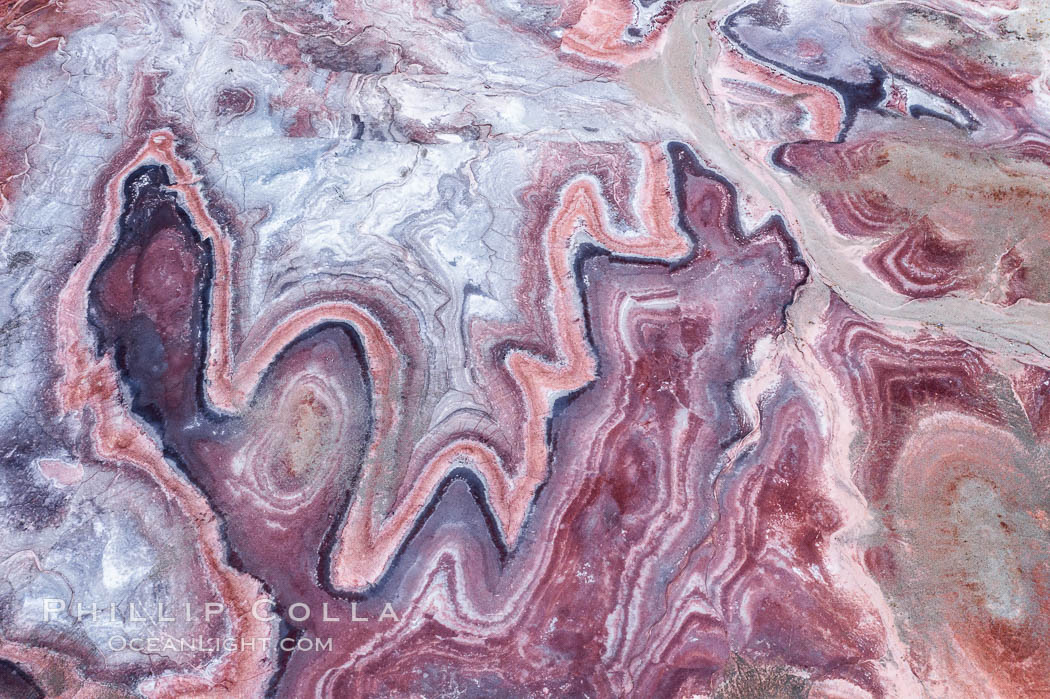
[2,0,1050,696]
